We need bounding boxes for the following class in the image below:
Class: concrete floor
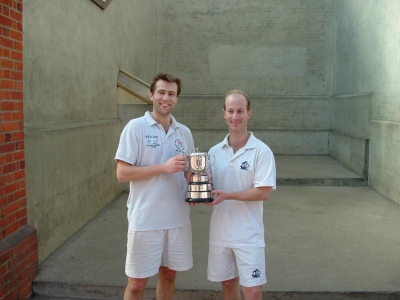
[31,156,400,299]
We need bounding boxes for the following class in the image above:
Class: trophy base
[185,197,214,203]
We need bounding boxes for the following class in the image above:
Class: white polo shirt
[209,133,276,248]
[115,112,195,231]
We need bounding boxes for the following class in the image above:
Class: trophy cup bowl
[185,150,214,203]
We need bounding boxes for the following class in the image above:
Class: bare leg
[242,285,262,300]
[156,266,176,300]
[124,277,149,300]
[222,277,241,300]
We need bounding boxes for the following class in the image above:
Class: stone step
[118,94,332,155]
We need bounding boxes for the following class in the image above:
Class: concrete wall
[116,0,334,155]
[156,0,333,96]
[23,0,156,262]
[119,95,331,154]
[330,93,371,177]
[334,0,400,204]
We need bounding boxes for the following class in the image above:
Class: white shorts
[125,225,193,278]
[207,245,266,287]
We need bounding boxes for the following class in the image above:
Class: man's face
[150,80,179,118]
[223,94,252,133]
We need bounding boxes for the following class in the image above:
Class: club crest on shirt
[240,161,250,171]
[175,139,185,153]
[146,135,160,148]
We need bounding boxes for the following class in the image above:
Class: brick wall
[1,0,38,299]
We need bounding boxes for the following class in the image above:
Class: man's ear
[248,109,252,119]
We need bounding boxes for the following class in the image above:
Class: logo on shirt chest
[175,139,186,153]
[240,161,250,171]
[146,135,160,148]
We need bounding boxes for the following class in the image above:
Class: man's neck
[228,131,250,153]
[151,112,171,133]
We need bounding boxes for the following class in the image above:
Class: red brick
[0,249,12,263]
[3,91,11,99]
[15,102,23,111]
[16,122,23,131]
[2,69,11,78]
[2,47,11,58]
[10,50,22,61]
[12,150,24,159]
[5,173,13,184]
[0,58,13,69]
[11,132,23,142]
[11,112,23,121]
[15,21,22,32]
[0,36,13,48]
[10,70,22,80]
[0,79,14,89]
[7,211,16,223]
[0,262,8,277]
[3,6,10,16]
[4,200,19,214]
[14,41,23,52]
[0,101,14,110]
[16,206,26,218]
[10,10,22,22]
[14,60,22,71]
[17,140,24,150]
[0,15,12,27]
[0,0,13,7]
[18,216,27,227]
[11,91,22,100]
[5,221,19,235]
[4,182,16,194]
[1,143,16,154]
[1,122,15,132]
[10,29,22,41]
[5,153,12,163]
[14,169,24,180]
[2,26,10,37]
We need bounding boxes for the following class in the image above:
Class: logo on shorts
[146,135,160,148]
[240,161,250,171]
[252,269,261,278]
[175,139,185,153]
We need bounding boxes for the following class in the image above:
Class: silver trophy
[186,148,214,203]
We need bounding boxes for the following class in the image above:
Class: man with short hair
[207,90,276,300]
[115,73,195,300]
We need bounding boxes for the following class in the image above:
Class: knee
[126,278,147,295]
[159,266,176,282]
[243,286,262,300]
[222,278,238,291]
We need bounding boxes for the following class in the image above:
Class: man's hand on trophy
[164,155,186,173]
[206,190,226,206]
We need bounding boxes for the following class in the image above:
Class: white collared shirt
[115,111,195,231]
[209,132,276,247]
